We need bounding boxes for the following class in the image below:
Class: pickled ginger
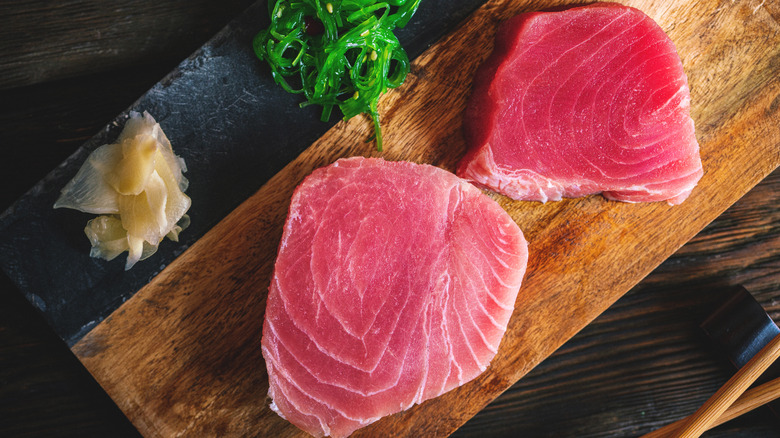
[55,111,191,270]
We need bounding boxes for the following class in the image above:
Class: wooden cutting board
[59,0,780,436]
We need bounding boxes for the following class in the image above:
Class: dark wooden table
[1,2,778,437]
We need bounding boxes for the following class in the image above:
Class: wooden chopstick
[642,375,780,438]
[642,332,780,438]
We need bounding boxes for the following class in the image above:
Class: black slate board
[0,0,487,347]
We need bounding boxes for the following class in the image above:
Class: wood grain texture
[455,169,780,438]
[66,0,780,437]
[674,334,780,437]
[0,0,254,90]
[644,376,780,437]
[0,273,141,438]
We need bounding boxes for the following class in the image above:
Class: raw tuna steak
[458,3,703,205]
[262,157,528,437]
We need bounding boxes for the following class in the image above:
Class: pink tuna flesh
[262,157,528,437]
[458,2,703,205]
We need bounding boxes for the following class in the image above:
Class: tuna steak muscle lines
[262,157,528,437]
[458,3,703,205]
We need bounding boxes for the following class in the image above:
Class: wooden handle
[642,332,780,438]
[642,375,780,438]
[679,333,780,437]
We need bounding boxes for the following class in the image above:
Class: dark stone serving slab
[0,0,487,347]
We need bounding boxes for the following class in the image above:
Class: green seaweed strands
[253,0,422,151]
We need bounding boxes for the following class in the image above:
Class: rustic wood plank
[68,0,780,436]
[456,169,780,437]
[3,173,777,436]
[2,13,779,435]
[0,0,254,90]
[0,273,141,437]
